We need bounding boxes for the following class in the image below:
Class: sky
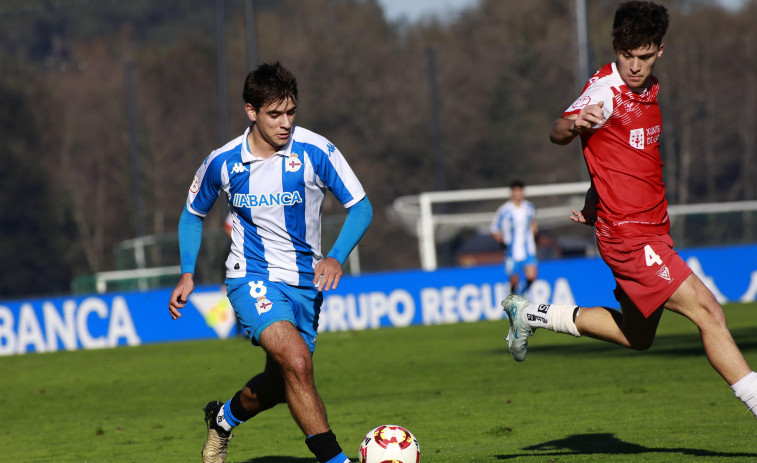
[376,0,748,23]
[376,0,480,23]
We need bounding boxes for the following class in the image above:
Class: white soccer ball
[359,424,420,463]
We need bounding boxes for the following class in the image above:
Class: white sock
[523,304,581,337]
[731,371,757,418]
[215,405,234,431]
[521,303,549,328]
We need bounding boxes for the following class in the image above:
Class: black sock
[229,390,256,422]
[305,430,343,463]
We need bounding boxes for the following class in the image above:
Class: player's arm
[169,207,204,319]
[549,100,605,145]
[570,185,599,226]
[169,154,224,318]
[490,213,504,245]
[314,196,373,292]
[550,98,608,145]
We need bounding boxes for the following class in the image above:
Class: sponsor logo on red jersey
[629,128,645,149]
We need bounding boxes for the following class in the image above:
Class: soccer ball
[359,424,420,463]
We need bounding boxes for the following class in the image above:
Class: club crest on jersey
[656,265,671,281]
[629,128,645,149]
[285,153,302,172]
[189,174,200,194]
[255,296,273,315]
[569,95,592,111]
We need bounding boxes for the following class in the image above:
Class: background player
[490,180,538,296]
[502,1,757,418]
[169,62,372,462]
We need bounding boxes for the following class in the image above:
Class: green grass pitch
[1,303,756,462]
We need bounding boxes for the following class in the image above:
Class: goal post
[395,182,591,271]
[392,182,757,271]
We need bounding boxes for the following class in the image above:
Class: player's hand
[313,257,342,292]
[168,273,195,319]
[571,101,604,134]
[570,204,597,226]
[571,209,591,225]
[571,186,599,226]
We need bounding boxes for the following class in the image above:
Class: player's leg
[510,274,521,295]
[259,320,328,434]
[509,258,530,295]
[202,359,286,463]
[506,257,520,295]
[663,274,757,417]
[574,293,663,350]
[200,279,299,463]
[664,274,749,382]
[523,262,538,294]
[259,320,349,462]
[218,279,292,420]
[238,355,286,413]
[214,355,287,431]
[502,292,662,361]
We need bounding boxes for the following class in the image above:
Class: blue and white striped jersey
[185,125,366,286]
[490,200,537,262]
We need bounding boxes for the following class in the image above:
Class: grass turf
[1,303,756,462]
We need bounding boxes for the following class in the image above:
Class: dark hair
[612,1,669,50]
[242,62,298,111]
[510,179,525,189]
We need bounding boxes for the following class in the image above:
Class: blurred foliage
[0,78,76,297]
[0,0,755,296]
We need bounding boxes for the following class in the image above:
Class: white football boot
[502,294,534,362]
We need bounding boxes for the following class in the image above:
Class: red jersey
[563,62,669,238]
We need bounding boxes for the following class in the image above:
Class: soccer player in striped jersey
[502,1,757,419]
[169,62,371,463]
[490,180,538,296]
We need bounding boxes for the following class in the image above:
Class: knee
[278,350,314,380]
[628,338,654,351]
[692,300,728,330]
[706,301,727,322]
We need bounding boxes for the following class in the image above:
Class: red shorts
[596,233,692,318]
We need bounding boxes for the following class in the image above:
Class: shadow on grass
[521,327,757,358]
[495,433,757,460]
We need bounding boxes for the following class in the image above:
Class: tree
[2,0,755,282]
[0,77,74,297]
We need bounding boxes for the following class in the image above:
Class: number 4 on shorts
[644,244,663,267]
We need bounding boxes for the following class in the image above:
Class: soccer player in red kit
[502,1,757,418]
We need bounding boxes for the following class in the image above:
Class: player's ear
[657,43,664,58]
[245,103,257,123]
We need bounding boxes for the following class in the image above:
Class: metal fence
[71,215,357,294]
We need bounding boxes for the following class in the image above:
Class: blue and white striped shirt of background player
[180,124,371,286]
[490,199,537,265]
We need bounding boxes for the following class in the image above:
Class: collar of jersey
[240,125,296,163]
[611,61,655,97]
